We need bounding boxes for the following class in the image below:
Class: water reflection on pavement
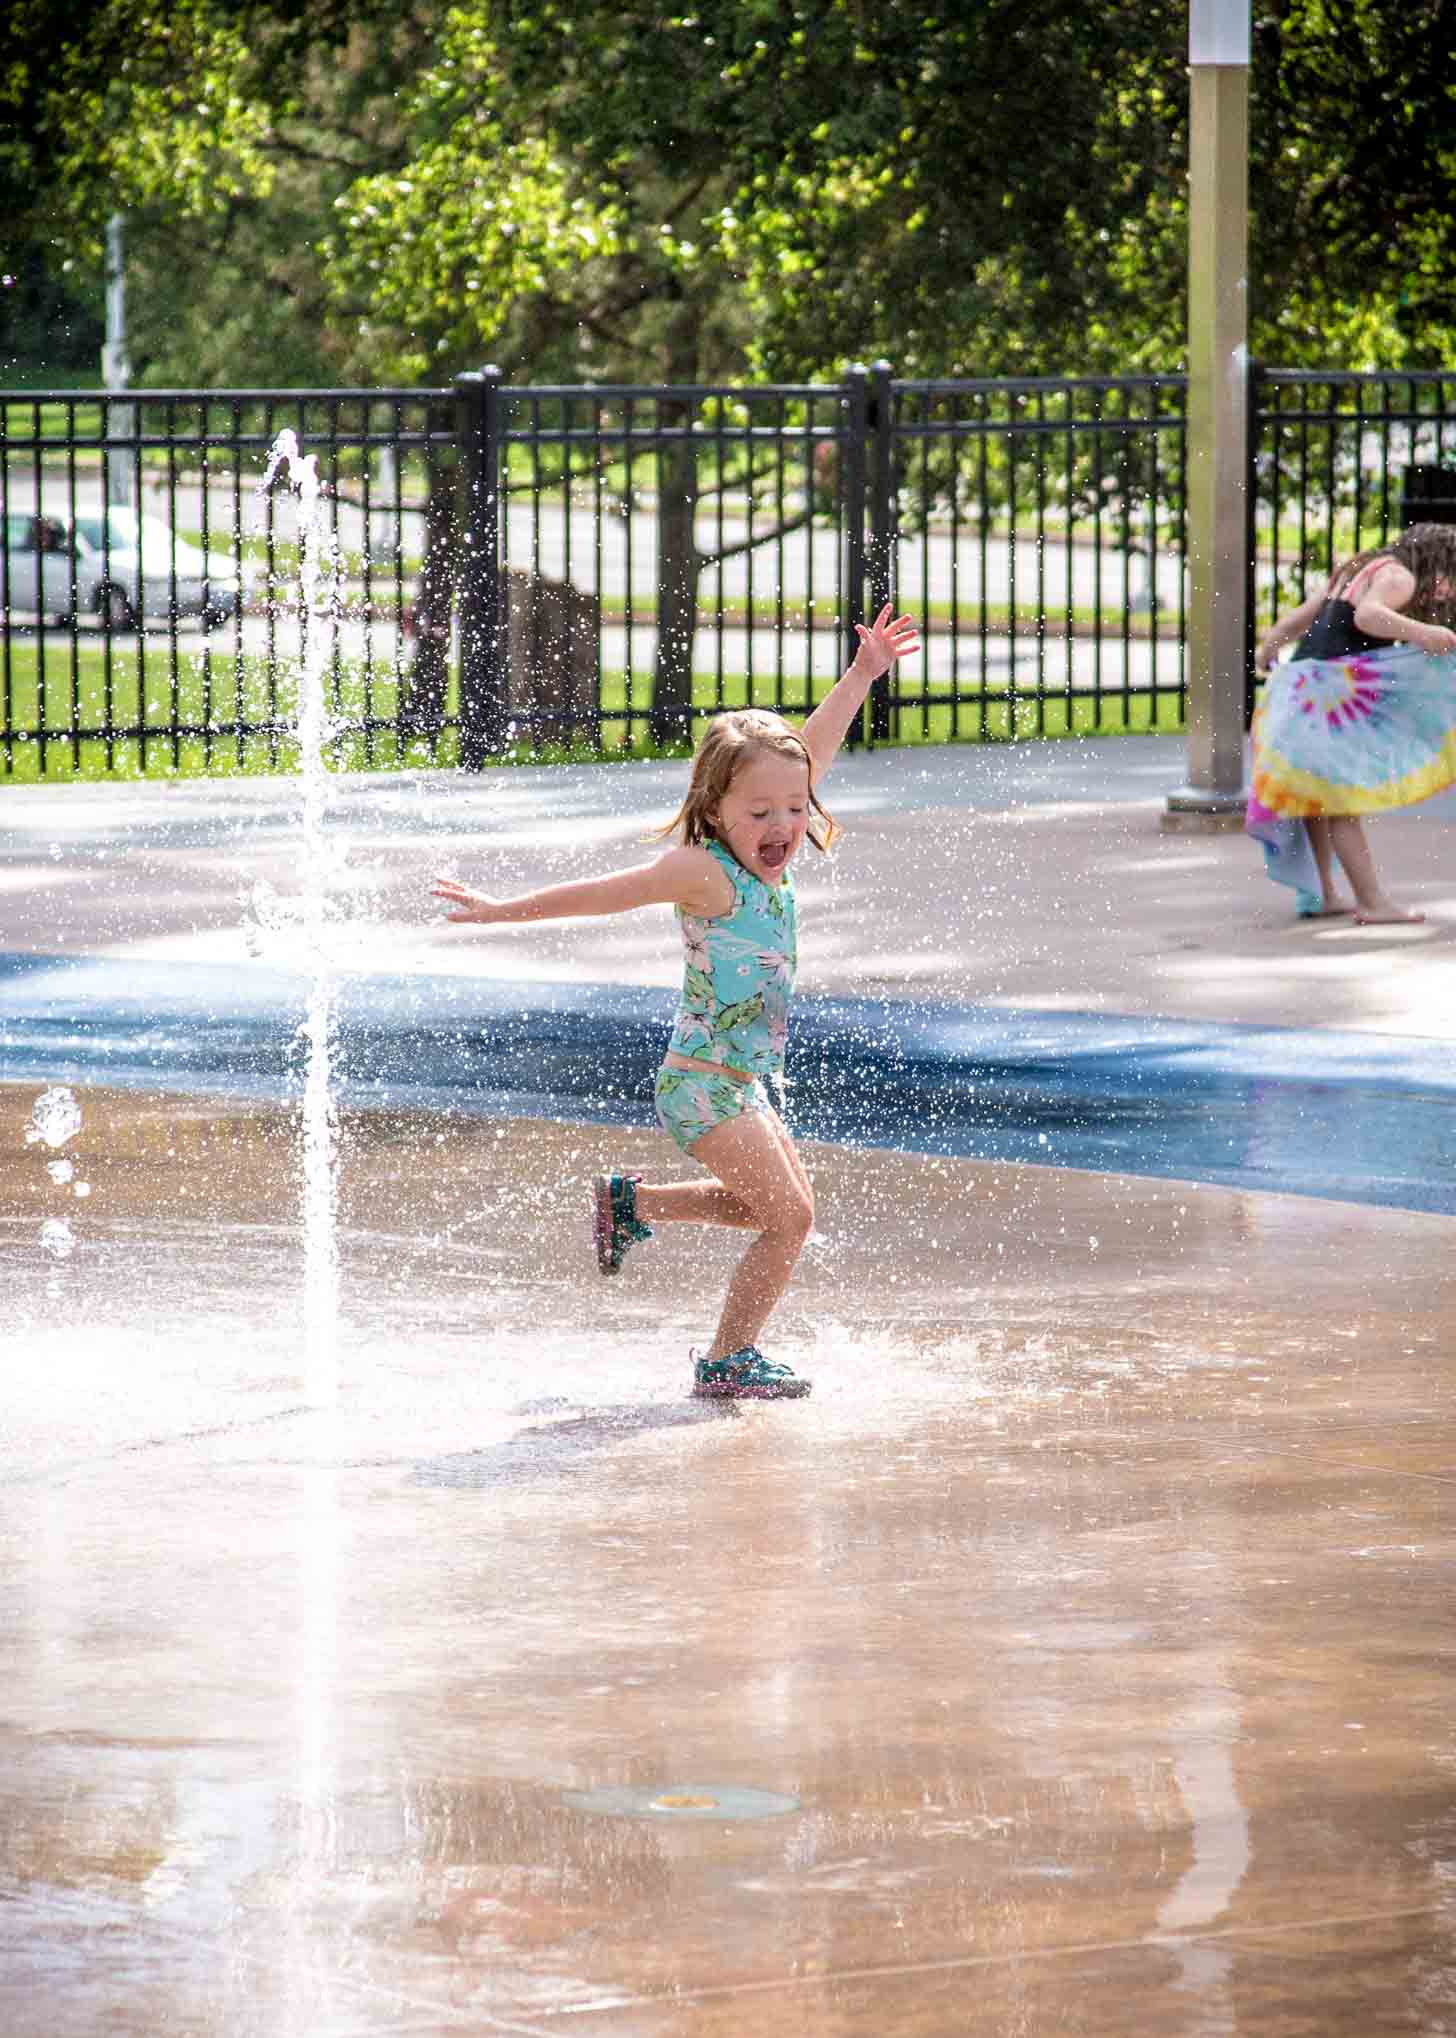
[3,1090,1455,2037]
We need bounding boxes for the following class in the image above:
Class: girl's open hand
[431,876,505,924]
[852,603,921,680]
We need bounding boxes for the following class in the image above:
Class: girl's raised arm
[799,603,920,783]
[432,845,724,926]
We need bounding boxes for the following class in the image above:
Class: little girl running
[431,603,919,1401]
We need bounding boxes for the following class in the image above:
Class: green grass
[1,638,1184,784]
[0,641,455,782]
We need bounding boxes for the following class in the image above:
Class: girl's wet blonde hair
[659,708,838,851]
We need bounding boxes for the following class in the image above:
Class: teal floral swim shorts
[654,1062,772,1154]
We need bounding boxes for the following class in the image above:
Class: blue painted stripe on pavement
[0,952,1452,1216]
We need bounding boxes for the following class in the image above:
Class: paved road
[15,469,1185,613]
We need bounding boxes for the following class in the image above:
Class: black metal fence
[1250,368,1456,626]
[2,365,1453,783]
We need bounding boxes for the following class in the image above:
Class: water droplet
[39,1217,75,1260]
[26,1087,82,1151]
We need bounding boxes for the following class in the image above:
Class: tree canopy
[4,0,1452,386]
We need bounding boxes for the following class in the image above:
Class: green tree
[320,6,760,738]
[16,0,1453,384]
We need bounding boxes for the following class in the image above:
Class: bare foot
[1353,898,1425,925]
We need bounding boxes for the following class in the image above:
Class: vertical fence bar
[1117,388,1129,718]
[165,394,181,771]
[229,396,246,771]
[623,395,638,737]
[714,393,726,712]
[869,360,895,743]
[583,397,605,749]
[1032,384,1048,735]
[976,389,990,737]
[0,397,12,772]
[773,391,787,714]
[1061,392,1075,722]
[743,400,756,711]
[30,401,47,774]
[919,387,932,739]
[1006,398,1020,742]
[198,404,215,772]
[1091,396,1105,713]
[456,366,506,767]
[64,399,81,771]
[804,399,819,714]
[841,364,868,745]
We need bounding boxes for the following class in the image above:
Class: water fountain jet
[254,431,343,1405]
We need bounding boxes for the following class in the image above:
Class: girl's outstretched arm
[798,603,920,782]
[431,845,726,926]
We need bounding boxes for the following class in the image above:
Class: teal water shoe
[692,1347,812,1400]
[593,1173,653,1276]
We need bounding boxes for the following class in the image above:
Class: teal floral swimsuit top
[667,837,797,1079]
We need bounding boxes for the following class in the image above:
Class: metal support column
[1165,0,1250,829]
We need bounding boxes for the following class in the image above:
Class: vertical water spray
[27,1086,86,1297]
[256,431,340,1404]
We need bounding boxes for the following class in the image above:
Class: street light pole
[101,213,134,509]
[1165,0,1250,829]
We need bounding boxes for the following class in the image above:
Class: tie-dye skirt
[1246,646,1456,907]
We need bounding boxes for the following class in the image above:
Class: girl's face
[711,749,812,884]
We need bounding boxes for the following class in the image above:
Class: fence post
[842,364,869,747]
[868,359,896,743]
[456,366,506,767]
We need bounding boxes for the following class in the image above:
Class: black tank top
[1293,597,1392,660]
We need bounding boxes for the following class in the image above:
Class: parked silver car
[0,508,253,629]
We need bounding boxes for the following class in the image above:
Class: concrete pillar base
[1161,786,1247,832]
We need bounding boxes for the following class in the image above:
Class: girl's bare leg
[633,1179,757,1227]
[683,1105,814,1362]
[1328,817,1425,923]
[1304,819,1354,914]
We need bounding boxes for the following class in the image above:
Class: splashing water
[26,1086,82,1151]
[255,430,341,1404]
[39,1217,75,1262]
[28,1087,84,1282]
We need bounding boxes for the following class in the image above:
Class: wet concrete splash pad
[4,1085,1456,2034]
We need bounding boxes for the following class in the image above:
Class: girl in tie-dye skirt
[1246,522,1456,922]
